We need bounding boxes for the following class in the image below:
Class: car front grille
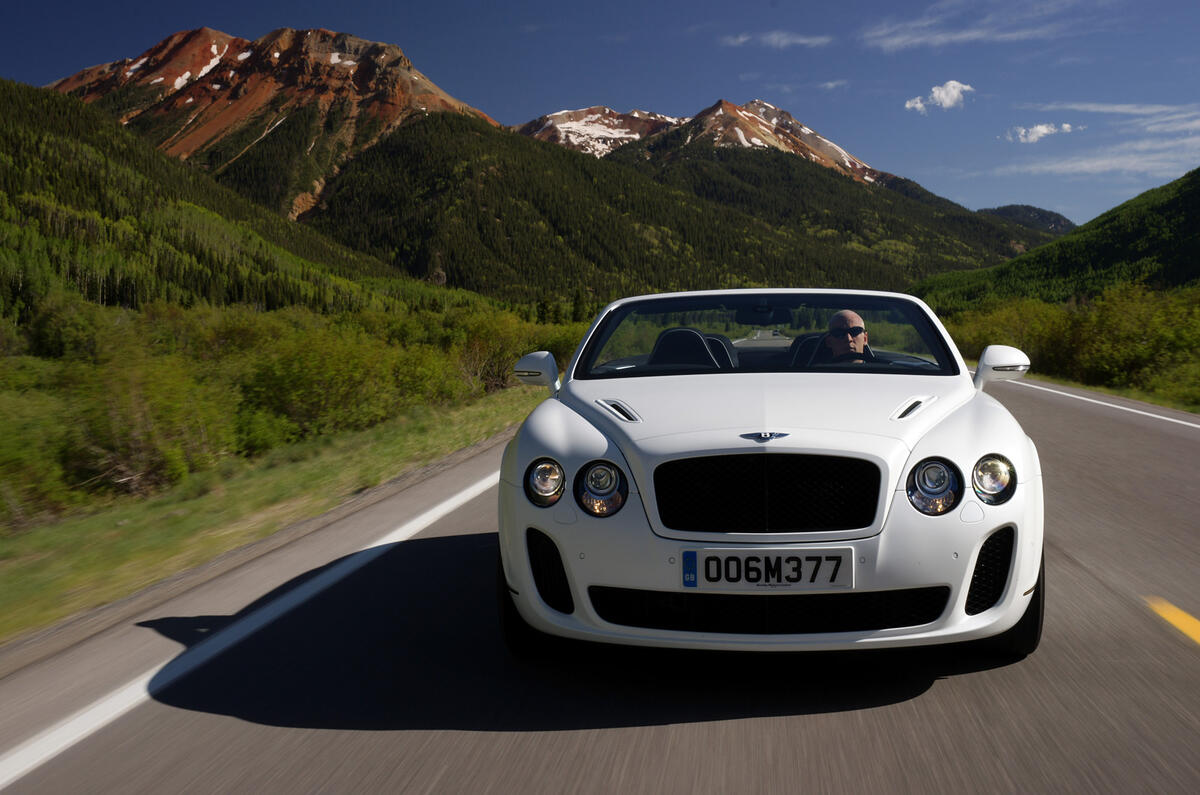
[653,453,881,532]
[588,585,950,635]
[965,526,1015,615]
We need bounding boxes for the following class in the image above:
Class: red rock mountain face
[53,27,494,217]
[516,99,884,185]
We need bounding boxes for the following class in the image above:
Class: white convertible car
[498,289,1043,658]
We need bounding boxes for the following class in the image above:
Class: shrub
[240,327,406,436]
[66,355,240,494]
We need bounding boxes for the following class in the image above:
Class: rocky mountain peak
[51,27,494,217]
[513,106,687,157]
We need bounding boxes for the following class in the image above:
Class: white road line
[1007,379,1200,431]
[0,471,501,791]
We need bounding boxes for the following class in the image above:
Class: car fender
[501,398,638,493]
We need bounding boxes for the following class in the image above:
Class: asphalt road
[1,378,1198,793]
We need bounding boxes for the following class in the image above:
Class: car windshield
[575,293,959,379]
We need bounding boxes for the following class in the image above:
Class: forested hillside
[916,167,1200,313]
[305,113,1051,306]
[914,167,1200,410]
[0,79,579,529]
[606,131,1052,279]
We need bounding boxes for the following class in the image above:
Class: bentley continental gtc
[498,289,1043,658]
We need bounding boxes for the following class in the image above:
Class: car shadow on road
[139,532,1008,731]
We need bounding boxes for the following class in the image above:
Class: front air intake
[965,526,1015,615]
[526,528,575,614]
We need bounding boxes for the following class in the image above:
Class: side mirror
[973,345,1031,391]
[515,351,560,395]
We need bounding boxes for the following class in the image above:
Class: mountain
[48,26,1054,305]
[664,99,883,184]
[914,167,1200,312]
[51,27,494,217]
[514,106,685,157]
[517,98,884,185]
[306,112,1052,304]
[978,205,1076,235]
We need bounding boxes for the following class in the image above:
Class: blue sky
[4,0,1198,223]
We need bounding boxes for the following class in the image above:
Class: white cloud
[1026,101,1186,116]
[761,31,833,49]
[1022,101,1200,135]
[994,135,1200,178]
[819,80,849,91]
[930,80,974,109]
[863,0,1100,53]
[720,31,832,49]
[1007,123,1079,143]
[906,80,974,114]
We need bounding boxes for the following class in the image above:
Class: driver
[823,310,872,363]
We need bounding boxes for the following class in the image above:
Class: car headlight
[525,458,565,507]
[972,454,1016,505]
[907,458,962,515]
[575,461,628,517]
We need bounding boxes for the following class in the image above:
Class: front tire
[990,552,1044,659]
[497,552,551,660]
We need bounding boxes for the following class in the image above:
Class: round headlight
[972,454,1016,505]
[575,461,627,517]
[907,458,962,516]
[525,458,564,507]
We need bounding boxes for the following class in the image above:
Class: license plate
[682,549,853,590]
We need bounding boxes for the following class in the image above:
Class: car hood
[559,373,976,542]
[563,372,974,453]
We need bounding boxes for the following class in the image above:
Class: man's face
[825,311,868,359]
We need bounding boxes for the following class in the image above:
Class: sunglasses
[829,326,865,337]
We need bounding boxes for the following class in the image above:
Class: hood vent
[596,399,642,423]
[892,395,936,421]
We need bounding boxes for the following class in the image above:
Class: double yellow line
[1145,597,1200,646]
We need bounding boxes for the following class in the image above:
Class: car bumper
[497,477,1044,651]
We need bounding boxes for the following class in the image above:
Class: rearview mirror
[973,345,1030,391]
[514,351,560,395]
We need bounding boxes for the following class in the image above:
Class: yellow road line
[1145,597,1200,646]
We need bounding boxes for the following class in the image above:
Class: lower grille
[965,526,1015,615]
[588,585,950,635]
[654,454,880,532]
[526,528,575,614]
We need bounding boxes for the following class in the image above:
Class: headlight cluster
[972,454,1016,505]
[524,458,628,517]
[906,454,1017,515]
[524,459,565,507]
[906,458,962,515]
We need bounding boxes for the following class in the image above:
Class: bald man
[823,310,871,363]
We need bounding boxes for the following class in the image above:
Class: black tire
[497,552,551,660]
[989,551,1044,660]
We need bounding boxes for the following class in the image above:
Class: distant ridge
[978,205,1076,236]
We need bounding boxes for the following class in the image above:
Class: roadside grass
[0,385,547,646]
